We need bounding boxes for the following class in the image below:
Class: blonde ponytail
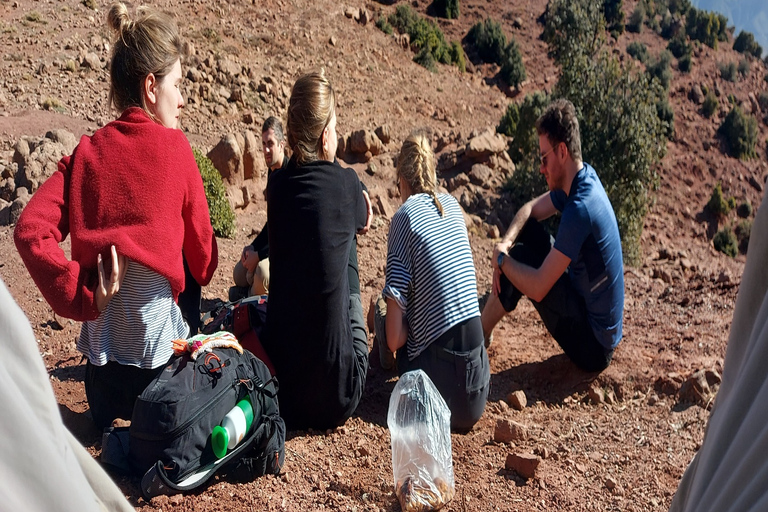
[397,132,444,217]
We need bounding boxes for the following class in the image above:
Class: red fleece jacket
[14,107,218,321]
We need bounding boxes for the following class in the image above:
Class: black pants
[84,360,165,430]
[498,220,613,373]
[397,316,490,432]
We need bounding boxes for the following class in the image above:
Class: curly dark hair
[535,99,582,161]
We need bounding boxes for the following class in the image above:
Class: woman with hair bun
[376,132,489,432]
[263,70,372,430]
[14,3,217,430]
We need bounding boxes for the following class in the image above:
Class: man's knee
[233,260,249,288]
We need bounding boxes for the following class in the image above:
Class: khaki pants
[233,257,270,296]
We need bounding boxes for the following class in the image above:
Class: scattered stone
[487,224,500,239]
[242,111,255,124]
[588,386,604,405]
[0,178,15,202]
[374,124,391,144]
[505,453,541,479]
[468,163,493,188]
[375,194,395,219]
[678,369,712,405]
[349,130,383,156]
[506,390,527,410]
[81,52,101,70]
[329,36,337,46]
[716,271,730,284]
[344,6,358,19]
[493,419,527,443]
[10,192,30,224]
[749,175,763,193]
[512,17,523,29]
[242,130,264,180]
[689,84,704,105]
[605,476,617,490]
[0,198,10,226]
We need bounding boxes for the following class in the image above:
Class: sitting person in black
[262,71,372,430]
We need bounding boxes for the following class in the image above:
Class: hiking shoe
[228,285,249,303]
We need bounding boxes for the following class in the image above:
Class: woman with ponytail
[377,132,489,432]
[14,3,217,430]
[262,70,372,430]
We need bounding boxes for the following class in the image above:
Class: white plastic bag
[387,370,455,512]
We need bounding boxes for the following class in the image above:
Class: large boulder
[349,129,384,156]
[242,129,266,180]
[207,134,243,183]
[13,130,76,193]
[465,129,508,160]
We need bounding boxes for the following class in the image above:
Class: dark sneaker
[228,285,249,303]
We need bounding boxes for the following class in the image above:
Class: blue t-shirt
[550,163,624,350]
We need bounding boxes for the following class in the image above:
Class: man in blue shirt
[481,99,624,372]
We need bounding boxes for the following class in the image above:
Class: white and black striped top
[383,193,480,361]
[77,261,189,369]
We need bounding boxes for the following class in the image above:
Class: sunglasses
[539,142,562,167]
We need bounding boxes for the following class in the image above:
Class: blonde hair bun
[107,2,130,35]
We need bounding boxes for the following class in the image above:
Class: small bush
[413,47,437,72]
[735,219,752,253]
[668,0,691,16]
[193,148,235,239]
[718,106,758,159]
[758,91,768,112]
[656,99,675,139]
[389,5,463,72]
[467,18,507,63]
[375,16,393,35]
[627,4,644,33]
[713,227,738,257]
[678,52,692,72]
[603,0,625,35]
[737,58,750,77]
[706,182,731,216]
[737,200,753,218]
[497,90,551,164]
[702,91,718,118]
[450,42,466,73]
[718,61,738,82]
[627,41,649,63]
[733,30,763,59]
[499,39,526,88]
[667,34,690,59]
[42,97,66,113]
[81,0,97,9]
[647,50,673,90]
[433,0,460,19]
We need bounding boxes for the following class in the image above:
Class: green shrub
[433,0,460,19]
[603,0,625,35]
[657,99,675,139]
[450,42,466,73]
[758,91,768,112]
[678,52,692,72]
[375,16,393,35]
[540,0,669,265]
[667,33,690,58]
[627,41,649,63]
[718,106,758,159]
[707,182,731,216]
[713,227,738,257]
[685,7,728,49]
[543,0,604,64]
[627,4,644,33]
[718,61,738,82]
[193,148,235,239]
[702,91,718,118]
[647,50,673,90]
[413,47,437,72]
[388,5,463,72]
[497,90,551,163]
[735,219,752,253]
[737,58,750,77]
[468,18,507,63]
[81,0,97,10]
[668,0,691,16]
[737,200,753,218]
[500,39,526,88]
[733,30,763,59]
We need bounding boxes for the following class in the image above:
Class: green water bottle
[211,397,254,459]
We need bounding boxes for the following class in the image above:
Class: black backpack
[128,346,285,498]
